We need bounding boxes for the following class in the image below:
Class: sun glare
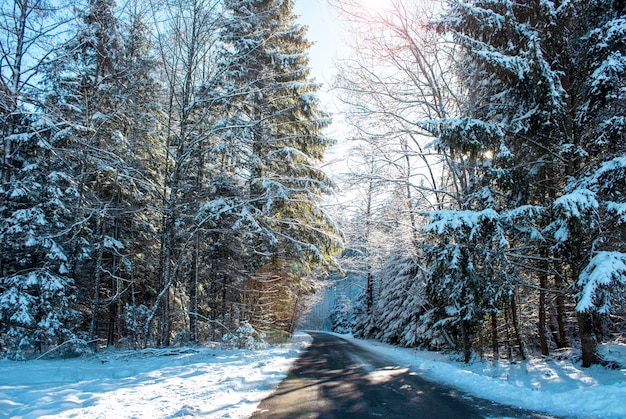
[361,0,389,12]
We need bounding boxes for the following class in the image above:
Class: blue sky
[294,0,343,97]
[294,0,351,168]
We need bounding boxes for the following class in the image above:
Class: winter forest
[1,0,625,370]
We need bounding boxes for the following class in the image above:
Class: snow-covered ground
[0,334,312,419]
[1,332,625,418]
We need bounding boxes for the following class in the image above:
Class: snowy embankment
[0,333,312,419]
[339,333,626,419]
[1,332,625,418]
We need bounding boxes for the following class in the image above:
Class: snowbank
[340,334,626,419]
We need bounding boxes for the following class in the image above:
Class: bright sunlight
[361,0,390,13]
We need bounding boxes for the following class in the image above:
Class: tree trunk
[401,139,420,250]
[461,318,472,363]
[553,273,568,348]
[477,320,484,360]
[189,234,199,343]
[510,293,526,360]
[289,290,301,334]
[593,313,605,342]
[107,217,120,347]
[504,305,513,361]
[130,269,137,350]
[538,268,550,356]
[577,311,600,367]
[89,220,106,341]
[491,312,499,359]
[143,238,175,348]
[2,0,27,187]
[107,296,118,347]
[365,174,374,317]
[209,267,218,340]
[155,174,178,347]
[366,271,374,316]
[161,288,171,347]
[221,273,227,330]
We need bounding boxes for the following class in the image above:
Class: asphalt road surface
[251,332,557,419]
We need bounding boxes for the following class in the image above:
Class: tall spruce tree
[48,0,130,343]
[214,0,340,331]
[0,0,83,359]
[218,0,339,266]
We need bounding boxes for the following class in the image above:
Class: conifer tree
[218,0,339,266]
[546,0,626,366]
[0,0,81,358]
[43,0,167,346]
[440,0,626,366]
[48,0,129,343]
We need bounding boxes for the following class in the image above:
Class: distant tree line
[332,0,626,367]
[0,0,340,359]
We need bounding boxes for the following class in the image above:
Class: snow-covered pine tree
[423,209,514,362]
[0,0,82,359]
[442,0,626,366]
[217,0,340,268]
[328,294,354,334]
[439,0,578,361]
[367,253,427,347]
[546,0,626,367]
[103,1,167,347]
[0,126,82,359]
[45,0,128,344]
[43,0,168,347]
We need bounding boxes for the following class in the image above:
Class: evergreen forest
[1,0,625,369]
[330,0,626,368]
[1,0,340,359]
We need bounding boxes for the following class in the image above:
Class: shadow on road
[251,332,557,419]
